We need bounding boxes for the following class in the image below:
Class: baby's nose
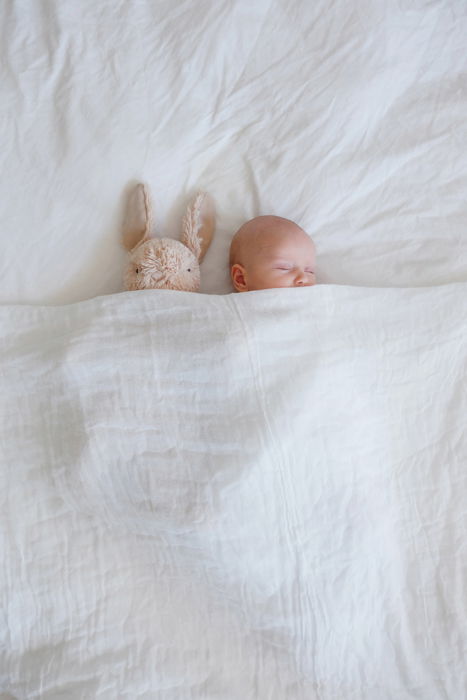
[294,273,306,286]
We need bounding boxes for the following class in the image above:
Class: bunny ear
[181,192,215,262]
[122,183,153,251]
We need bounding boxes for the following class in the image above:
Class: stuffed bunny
[122,183,215,292]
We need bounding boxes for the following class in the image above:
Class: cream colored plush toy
[122,183,215,291]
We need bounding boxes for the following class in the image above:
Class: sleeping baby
[229,215,316,292]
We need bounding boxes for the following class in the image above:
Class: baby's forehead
[256,227,305,243]
[252,228,314,255]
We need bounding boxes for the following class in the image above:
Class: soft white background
[1,0,466,304]
[2,2,467,698]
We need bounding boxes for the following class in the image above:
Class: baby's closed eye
[274,266,314,273]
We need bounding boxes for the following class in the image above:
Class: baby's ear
[122,183,153,251]
[231,263,248,292]
[181,193,215,262]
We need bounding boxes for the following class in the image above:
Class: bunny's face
[122,185,215,293]
[125,239,200,292]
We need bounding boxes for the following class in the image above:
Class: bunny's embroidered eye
[135,268,139,274]
[187,268,191,272]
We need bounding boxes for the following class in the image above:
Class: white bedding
[2,1,467,697]
[0,1,466,302]
[1,285,467,698]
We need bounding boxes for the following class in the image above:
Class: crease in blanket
[229,293,319,681]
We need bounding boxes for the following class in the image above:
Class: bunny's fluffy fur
[122,184,215,292]
[124,239,200,292]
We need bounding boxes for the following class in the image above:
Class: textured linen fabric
[0,0,466,303]
[1,285,466,698]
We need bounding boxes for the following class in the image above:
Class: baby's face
[230,217,316,292]
[244,234,316,291]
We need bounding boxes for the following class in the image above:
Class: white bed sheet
[1,0,466,304]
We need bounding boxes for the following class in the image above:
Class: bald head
[229,215,309,267]
[229,215,316,292]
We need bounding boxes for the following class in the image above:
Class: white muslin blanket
[1,285,466,699]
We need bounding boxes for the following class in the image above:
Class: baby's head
[229,215,316,292]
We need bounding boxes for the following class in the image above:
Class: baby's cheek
[260,271,279,285]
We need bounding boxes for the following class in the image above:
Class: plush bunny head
[122,184,215,292]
